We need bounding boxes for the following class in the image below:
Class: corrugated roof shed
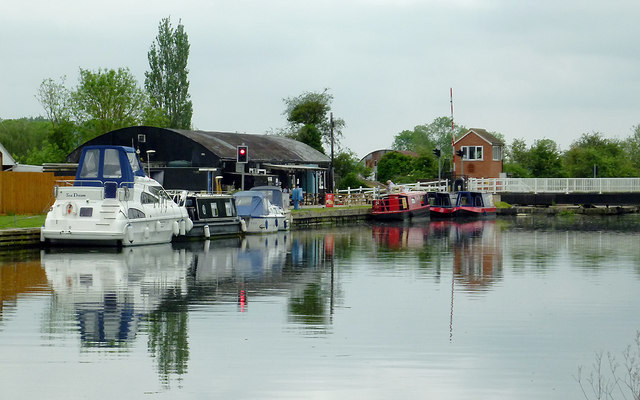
[174,129,330,163]
[67,126,330,165]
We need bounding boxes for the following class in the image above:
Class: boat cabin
[429,192,456,207]
[371,191,430,220]
[234,191,272,218]
[251,186,289,210]
[75,145,144,189]
[456,192,495,208]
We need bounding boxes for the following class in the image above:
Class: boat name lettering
[65,192,87,198]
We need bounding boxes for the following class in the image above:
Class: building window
[493,145,502,161]
[462,146,483,161]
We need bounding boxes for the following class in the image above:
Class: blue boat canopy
[74,145,145,187]
[251,186,287,209]
[234,191,270,217]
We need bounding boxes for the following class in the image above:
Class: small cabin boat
[41,145,193,246]
[371,191,430,221]
[234,191,279,233]
[428,192,457,219]
[251,186,292,231]
[173,192,244,239]
[454,191,497,219]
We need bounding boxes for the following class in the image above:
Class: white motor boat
[41,145,193,246]
[234,190,278,234]
[250,186,292,231]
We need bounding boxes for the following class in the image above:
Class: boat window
[79,207,93,217]
[141,192,158,204]
[225,200,235,216]
[148,186,171,200]
[235,197,252,206]
[127,152,143,174]
[79,149,99,178]
[128,208,145,219]
[103,149,122,178]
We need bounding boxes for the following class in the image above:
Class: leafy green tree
[392,116,467,158]
[35,77,80,156]
[377,150,439,184]
[281,89,345,152]
[528,139,564,177]
[623,124,640,172]
[145,17,193,129]
[504,138,564,178]
[73,67,147,141]
[296,124,324,154]
[564,132,636,177]
[0,118,50,162]
[333,150,371,189]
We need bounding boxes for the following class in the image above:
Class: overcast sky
[2,0,639,158]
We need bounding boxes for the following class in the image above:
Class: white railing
[336,179,449,198]
[467,177,640,194]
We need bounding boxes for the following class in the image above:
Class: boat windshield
[148,186,171,200]
[127,152,143,175]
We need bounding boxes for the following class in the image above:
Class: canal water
[1,216,639,399]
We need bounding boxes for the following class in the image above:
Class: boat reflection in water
[42,244,190,347]
[372,220,503,293]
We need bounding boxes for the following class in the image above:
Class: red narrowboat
[429,192,457,219]
[372,191,430,221]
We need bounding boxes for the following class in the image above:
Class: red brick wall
[454,134,503,178]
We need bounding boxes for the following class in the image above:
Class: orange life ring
[66,203,73,215]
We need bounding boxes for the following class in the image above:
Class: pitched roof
[454,128,504,146]
[67,126,330,165]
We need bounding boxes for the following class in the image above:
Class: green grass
[495,201,512,209]
[0,214,47,229]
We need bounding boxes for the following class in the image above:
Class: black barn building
[67,126,331,196]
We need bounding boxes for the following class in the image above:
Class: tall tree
[281,89,345,152]
[36,76,79,154]
[392,116,467,158]
[145,17,193,129]
[564,132,636,177]
[73,67,146,141]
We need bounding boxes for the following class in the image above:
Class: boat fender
[179,219,186,236]
[186,218,193,232]
[172,221,180,236]
[265,220,268,230]
[203,224,211,239]
[144,226,150,239]
[275,218,278,228]
[284,220,288,229]
[126,224,134,243]
[240,219,247,232]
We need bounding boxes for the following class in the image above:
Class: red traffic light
[237,145,248,163]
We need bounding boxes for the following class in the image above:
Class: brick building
[453,128,504,179]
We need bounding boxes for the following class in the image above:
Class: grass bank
[0,214,46,229]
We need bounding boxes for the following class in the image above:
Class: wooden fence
[0,172,74,214]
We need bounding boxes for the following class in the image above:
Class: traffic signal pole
[237,144,248,190]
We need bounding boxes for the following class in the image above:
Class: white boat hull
[243,216,279,234]
[42,182,192,246]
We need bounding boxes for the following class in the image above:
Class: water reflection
[2,218,640,398]
[372,221,503,293]
[0,250,49,324]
